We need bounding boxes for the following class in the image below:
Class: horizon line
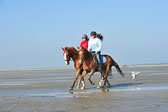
[0,64,168,72]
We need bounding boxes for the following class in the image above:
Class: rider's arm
[80,41,83,47]
[88,39,92,51]
[95,39,102,53]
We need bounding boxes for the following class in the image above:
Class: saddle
[91,52,104,64]
[91,53,99,64]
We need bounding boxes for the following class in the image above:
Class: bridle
[64,58,73,61]
[64,54,73,62]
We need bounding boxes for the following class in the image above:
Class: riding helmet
[90,31,97,36]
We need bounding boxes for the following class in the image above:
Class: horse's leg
[97,70,105,88]
[106,69,112,87]
[97,77,104,88]
[88,69,96,85]
[76,74,82,89]
[106,79,111,87]
[97,78,110,88]
[80,71,88,90]
[81,78,85,90]
[103,66,110,88]
[70,70,81,90]
[103,77,108,88]
[97,69,111,88]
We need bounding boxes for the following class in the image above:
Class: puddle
[28,84,168,98]
[104,84,168,92]
[131,86,168,91]
[0,84,168,98]
[29,91,90,98]
[30,92,72,98]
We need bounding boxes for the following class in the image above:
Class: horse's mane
[82,47,93,59]
[65,47,77,52]
[65,47,78,56]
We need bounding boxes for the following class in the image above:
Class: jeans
[91,52,103,70]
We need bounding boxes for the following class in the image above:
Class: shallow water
[0,82,28,85]
[26,83,168,99]
[0,67,168,112]
[0,70,168,99]
[0,72,73,86]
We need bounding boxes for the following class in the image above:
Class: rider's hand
[95,51,99,54]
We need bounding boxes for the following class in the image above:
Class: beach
[0,65,168,112]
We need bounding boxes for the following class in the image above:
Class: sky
[0,0,168,70]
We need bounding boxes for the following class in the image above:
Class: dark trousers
[91,52,103,69]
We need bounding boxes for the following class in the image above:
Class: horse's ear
[77,46,80,50]
[61,47,64,51]
[65,46,68,50]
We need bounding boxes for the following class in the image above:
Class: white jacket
[88,38,102,52]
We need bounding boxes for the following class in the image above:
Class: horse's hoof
[81,86,85,90]
[97,86,100,89]
[100,86,105,89]
[69,90,73,94]
[91,82,95,85]
[100,87,106,91]
[76,86,80,89]
[107,85,111,88]
[69,87,73,90]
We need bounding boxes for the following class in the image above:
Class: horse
[78,46,124,89]
[62,46,112,90]
[62,47,83,90]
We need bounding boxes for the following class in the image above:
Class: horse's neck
[84,52,94,62]
[71,53,79,62]
[71,51,80,69]
[69,49,79,62]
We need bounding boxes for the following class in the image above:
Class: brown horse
[62,47,111,90]
[62,47,83,90]
[78,46,124,89]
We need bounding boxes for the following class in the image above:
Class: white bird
[131,72,140,80]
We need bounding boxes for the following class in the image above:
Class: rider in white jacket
[88,31,103,71]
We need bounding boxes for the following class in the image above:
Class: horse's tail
[103,55,125,77]
[114,62,125,77]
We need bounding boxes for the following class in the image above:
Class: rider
[80,34,89,49]
[88,31,103,71]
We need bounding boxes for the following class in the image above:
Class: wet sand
[0,66,168,112]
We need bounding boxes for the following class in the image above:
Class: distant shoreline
[0,68,75,74]
[127,64,168,68]
[0,64,168,74]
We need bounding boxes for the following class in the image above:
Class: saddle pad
[91,54,106,63]
[101,55,107,63]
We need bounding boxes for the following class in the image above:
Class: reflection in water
[100,88,110,92]
[26,83,168,99]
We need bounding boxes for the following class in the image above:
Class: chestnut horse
[62,47,111,90]
[78,46,124,89]
[62,47,82,90]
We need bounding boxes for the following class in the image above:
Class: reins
[64,58,73,62]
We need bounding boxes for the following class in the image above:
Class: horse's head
[62,47,71,65]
